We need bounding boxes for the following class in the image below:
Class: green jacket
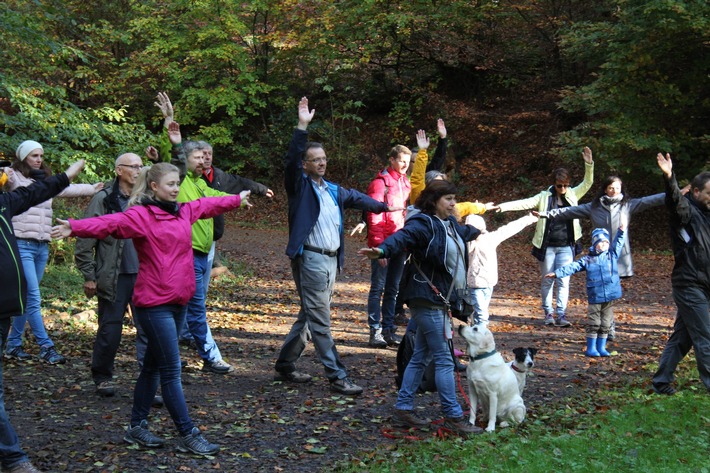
[498,161,594,249]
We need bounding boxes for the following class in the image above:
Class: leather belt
[303,245,337,257]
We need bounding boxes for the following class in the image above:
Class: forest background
[1,0,709,211]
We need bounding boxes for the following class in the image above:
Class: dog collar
[472,350,496,362]
[510,364,525,373]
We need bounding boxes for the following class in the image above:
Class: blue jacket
[554,229,626,304]
[284,129,388,269]
[378,212,481,308]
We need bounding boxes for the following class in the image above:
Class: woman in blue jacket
[359,180,483,436]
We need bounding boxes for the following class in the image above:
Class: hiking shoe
[443,416,484,436]
[330,377,363,395]
[8,462,42,473]
[652,383,676,395]
[383,330,401,347]
[177,427,219,456]
[39,346,66,364]
[392,409,430,428]
[274,371,312,383]
[4,347,32,361]
[394,312,410,326]
[368,330,388,348]
[201,359,234,375]
[555,315,571,327]
[96,381,116,397]
[544,313,555,325]
[124,420,165,447]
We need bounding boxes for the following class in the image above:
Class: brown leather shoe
[392,409,430,428]
[443,416,484,436]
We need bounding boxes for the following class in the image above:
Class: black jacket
[0,173,70,319]
[665,172,710,288]
[201,166,269,241]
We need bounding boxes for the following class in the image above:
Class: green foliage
[556,0,710,178]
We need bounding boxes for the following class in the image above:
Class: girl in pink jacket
[52,162,251,456]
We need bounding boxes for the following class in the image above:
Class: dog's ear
[512,347,524,357]
[529,348,538,356]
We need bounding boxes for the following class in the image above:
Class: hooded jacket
[69,195,242,308]
[1,173,70,319]
[366,166,410,247]
[378,212,481,309]
[554,229,626,304]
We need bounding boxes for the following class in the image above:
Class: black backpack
[395,330,437,393]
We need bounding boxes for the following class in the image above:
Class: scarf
[142,197,180,216]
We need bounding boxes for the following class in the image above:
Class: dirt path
[4,223,677,472]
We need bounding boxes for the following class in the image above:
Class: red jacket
[69,195,242,307]
[366,167,410,247]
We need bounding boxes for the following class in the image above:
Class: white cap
[16,140,43,161]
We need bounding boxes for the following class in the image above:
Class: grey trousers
[652,285,710,390]
[274,251,347,381]
[586,301,614,336]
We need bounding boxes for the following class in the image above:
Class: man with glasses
[75,153,147,397]
[497,147,594,327]
[274,97,400,395]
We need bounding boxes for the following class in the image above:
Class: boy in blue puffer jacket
[545,225,626,357]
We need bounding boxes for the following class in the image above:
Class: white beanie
[16,140,43,162]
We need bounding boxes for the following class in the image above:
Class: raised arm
[657,153,689,225]
[155,91,174,129]
[409,129,430,202]
[428,119,448,172]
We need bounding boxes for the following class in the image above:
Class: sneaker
[4,347,32,361]
[152,395,164,408]
[124,420,166,447]
[330,377,363,395]
[201,359,234,375]
[555,315,571,327]
[96,381,116,397]
[177,427,219,456]
[8,462,42,473]
[39,346,66,364]
[443,416,484,436]
[392,409,430,428]
[394,312,410,326]
[368,329,388,348]
[652,383,676,395]
[544,313,555,325]
[383,330,401,347]
[274,371,312,383]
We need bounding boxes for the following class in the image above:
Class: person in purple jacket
[51,162,251,456]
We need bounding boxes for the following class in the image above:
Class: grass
[335,363,710,473]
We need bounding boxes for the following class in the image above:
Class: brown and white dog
[458,324,526,432]
[508,347,537,395]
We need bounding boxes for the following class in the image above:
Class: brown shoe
[443,416,484,436]
[9,462,42,473]
[274,371,312,383]
[392,409,430,428]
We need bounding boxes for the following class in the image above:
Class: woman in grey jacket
[541,175,664,278]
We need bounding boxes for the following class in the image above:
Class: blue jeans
[183,253,222,362]
[539,246,574,317]
[471,287,493,323]
[395,306,462,418]
[275,251,347,381]
[7,240,53,350]
[178,243,215,343]
[0,318,30,469]
[131,305,194,436]
[367,252,406,332]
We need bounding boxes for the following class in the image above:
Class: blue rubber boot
[597,336,610,357]
[585,337,600,357]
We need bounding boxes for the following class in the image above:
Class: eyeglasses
[555,184,570,189]
[118,164,143,170]
[306,158,328,164]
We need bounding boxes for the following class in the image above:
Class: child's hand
[544,272,556,279]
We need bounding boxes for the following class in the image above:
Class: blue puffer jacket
[378,212,481,309]
[554,229,626,304]
[284,129,389,269]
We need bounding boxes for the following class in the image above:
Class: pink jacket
[69,195,242,307]
[366,167,410,247]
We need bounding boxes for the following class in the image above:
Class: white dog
[508,347,537,395]
[458,324,526,432]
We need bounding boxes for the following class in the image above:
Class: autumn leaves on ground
[3,217,677,473]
